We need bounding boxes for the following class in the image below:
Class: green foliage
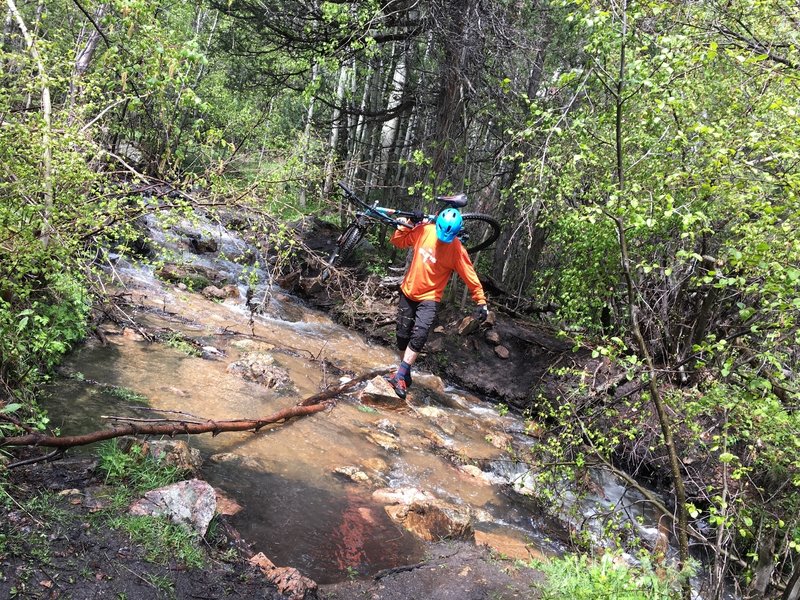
[533,553,681,599]
[163,333,201,357]
[0,270,89,391]
[105,386,149,404]
[97,440,186,497]
[107,514,205,569]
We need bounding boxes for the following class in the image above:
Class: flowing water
[40,213,728,595]
[43,241,562,583]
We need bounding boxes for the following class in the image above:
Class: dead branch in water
[0,369,389,451]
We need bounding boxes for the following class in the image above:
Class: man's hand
[410,209,425,223]
[473,304,489,322]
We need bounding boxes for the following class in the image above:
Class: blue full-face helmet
[435,208,463,243]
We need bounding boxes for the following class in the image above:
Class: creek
[39,210,718,593]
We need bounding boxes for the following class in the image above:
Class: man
[385,207,488,399]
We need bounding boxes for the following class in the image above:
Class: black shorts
[396,292,438,353]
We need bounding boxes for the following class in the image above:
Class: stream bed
[38,211,724,595]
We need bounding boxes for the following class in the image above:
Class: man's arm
[454,247,487,305]
[390,221,420,249]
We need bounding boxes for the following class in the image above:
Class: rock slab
[129,478,216,536]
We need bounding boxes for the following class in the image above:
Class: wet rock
[202,284,240,300]
[494,345,510,359]
[361,457,389,476]
[416,406,445,420]
[333,466,371,484]
[147,439,203,471]
[384,499,474,542]
[214,488,243,516]
[231,339,275,352]
[227,352,293,389]
[425,336,446,353]
[474,529,545,562]
[121,327,145,342]
[485,431,513,450]
[201,345,223,359]
[470,507,494,523]
[249,552,318,600]
[458,465,493,485]
[372,487,436,506]
[423,429,453,450]
[375,418,397,434]
[365,430,401,452]
[129,479,216,536]
[188,235,219,254]
[359,376,407,407]
[156,263,226,289]
[209,452,262,470]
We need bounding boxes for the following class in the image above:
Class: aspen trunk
[6,0,52,247]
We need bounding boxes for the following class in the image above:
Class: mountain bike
[328,182,501,267]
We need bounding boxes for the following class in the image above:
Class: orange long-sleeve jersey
[390,223,486,304]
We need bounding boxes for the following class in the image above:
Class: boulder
[384,499,474,542]
[372,487,435,506]
[457,315,480,336]
[129,479,216,536]
[333,466,371,484]
[202,284,240,300]
[359,376,407,407]
[146,439,203,471]
[227,353,293,389]
[249,553,318,600]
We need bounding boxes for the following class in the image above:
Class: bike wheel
[329,223,366,267]
[459,213,501,253]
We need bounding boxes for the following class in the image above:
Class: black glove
[410,209,425,223]
[474,304,488,322]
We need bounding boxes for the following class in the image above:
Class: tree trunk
[299,63,320,207]
[379,42,408,188]
[6,0,52,248]
[323,63,348,197]
[68,3,108,124]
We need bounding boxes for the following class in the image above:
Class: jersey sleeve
[390,224,421,249]
[454,245,487,304]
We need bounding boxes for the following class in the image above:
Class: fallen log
[0,368,390,450]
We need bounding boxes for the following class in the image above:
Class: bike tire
[329,223,366,267]
[459,213,501,253]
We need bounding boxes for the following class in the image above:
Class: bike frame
[329,181,500,267]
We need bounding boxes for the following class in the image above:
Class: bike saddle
[435,193,467,208]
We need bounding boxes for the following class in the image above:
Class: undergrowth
[532,553,681,599]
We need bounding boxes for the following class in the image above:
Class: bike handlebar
[336,181,470,229]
